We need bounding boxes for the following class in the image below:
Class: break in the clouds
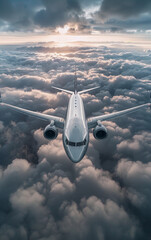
[0,0,151,33]
[0,41,151,239]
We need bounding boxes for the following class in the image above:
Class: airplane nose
[68,147,84,163]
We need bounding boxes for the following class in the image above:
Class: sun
[55,25,70,34]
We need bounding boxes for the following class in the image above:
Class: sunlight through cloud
[55,25,70,34]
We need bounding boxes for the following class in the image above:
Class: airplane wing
[87,103,150,129]
[0,102,64,129]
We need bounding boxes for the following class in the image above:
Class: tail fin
[51,86,73,95]
[74,67,77,93]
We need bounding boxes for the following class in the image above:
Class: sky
[1,0,151,41]
[0,1,151,240]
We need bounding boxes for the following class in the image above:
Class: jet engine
[43,124,58,140]
[93,124,108,140]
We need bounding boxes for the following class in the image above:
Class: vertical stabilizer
[74,66,77,93]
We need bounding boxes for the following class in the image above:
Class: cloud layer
[0,41,151,239]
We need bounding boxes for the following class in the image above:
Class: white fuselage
[63,92,89,162]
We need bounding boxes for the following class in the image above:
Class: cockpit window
[66,138,86,146]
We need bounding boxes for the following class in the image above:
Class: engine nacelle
[93,124,108,140]
[43,124,58,140]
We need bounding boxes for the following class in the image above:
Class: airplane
[0,84,150,163]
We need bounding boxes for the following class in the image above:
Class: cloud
[34,0,82,28]
[0,0,14,21]
[0,0,151,33]
[0,42,151,239]
[99,0,151,19]
[94,0,151,33]
[0,121,4,132]
[59,196,137,240]
[0,0,37,31]
[0,0,90,32]
[116,159,151,237]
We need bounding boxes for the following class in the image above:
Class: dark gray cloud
[94,0,151,33]
[0,0,14,21]
[0,0,151,33]
[0,0,38,31]
[34,0,82,28]
[0,42,151,240]
[99,0,151,19]
[0,0,91,32]
[104,15,151,31]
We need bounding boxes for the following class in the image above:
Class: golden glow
[0,32,151,49]
[55,25,70,34]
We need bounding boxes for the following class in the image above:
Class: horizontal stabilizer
[78,86,100,95]
[51,86,73,95]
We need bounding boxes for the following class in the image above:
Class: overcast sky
[0,0,151,35]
